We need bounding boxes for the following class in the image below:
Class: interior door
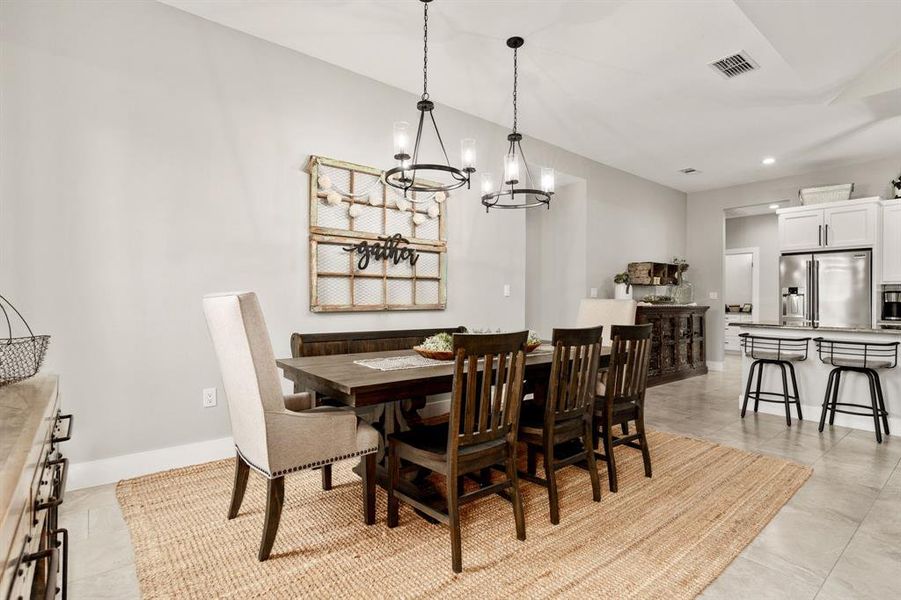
[815,250,871,328]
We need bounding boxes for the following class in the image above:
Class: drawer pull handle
[52,413,73,444]
[23,547,59,600]
[36,458,68,512]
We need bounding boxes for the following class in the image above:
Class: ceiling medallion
[481,36,554,211]
[384,0,475,201]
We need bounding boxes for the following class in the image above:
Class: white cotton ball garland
[368,191,383,206]
[395,197,410,212]
[412,213,426,225]
[348,204,362,218]
[434,191,447,203]
[318,175,332,190]
[325,191,342,206]
[427,204,440,219]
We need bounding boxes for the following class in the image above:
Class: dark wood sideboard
[636,305,709,387]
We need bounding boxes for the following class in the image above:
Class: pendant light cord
[422,1,429,100]
[512,46,518,133]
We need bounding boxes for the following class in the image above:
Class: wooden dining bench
[290,327,465,490]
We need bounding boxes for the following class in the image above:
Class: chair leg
[583,422,602,502]
[505,445,526,541]
[636,412,652,478]
[787,362,802,420]
[819,369,836,432]
[447,470,462,573]
[387,443,400,528]
[741,361,757,418]
[320,464,333,491]
[621,422,629,436]
[526,444,537,476]
[228,452,250,520]
[873,373,890,435]
[603,417,618,493]
[362,454,376,525]
[544,438,560,525]
[866,371,883,444]
[779,363,792,427]
[753,362,764,413]
[258,476,284,561]
[829,370,841,425]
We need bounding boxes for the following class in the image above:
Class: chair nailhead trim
[235,446,378,480]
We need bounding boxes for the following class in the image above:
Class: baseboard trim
[707,361,725,372]
[68,436,235,491]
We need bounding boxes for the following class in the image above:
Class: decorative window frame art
[307,155,448,312]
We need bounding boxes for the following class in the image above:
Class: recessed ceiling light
[762,157,776,165]
[769,203,780,209]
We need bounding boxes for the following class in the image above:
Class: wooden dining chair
[386,331,528,573]
[518,326,604,524]
[593,324,653,493]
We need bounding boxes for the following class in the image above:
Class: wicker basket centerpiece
[0,294,51,386]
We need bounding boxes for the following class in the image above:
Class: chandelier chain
[422,1,429,99]
[512,47,518,133]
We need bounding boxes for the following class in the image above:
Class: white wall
[725,214,780,321]
[1,1,686,465]
[525,181,588,339]
[688,156,901,363]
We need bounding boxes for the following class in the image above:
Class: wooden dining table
[276,346,611,473]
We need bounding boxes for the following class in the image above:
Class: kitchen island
[734,323,901,436]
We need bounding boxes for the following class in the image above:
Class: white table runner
[354,346,554,372]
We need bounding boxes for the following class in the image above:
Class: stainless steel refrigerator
[780,249,871,328]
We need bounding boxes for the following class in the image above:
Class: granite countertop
[730,322,901,336]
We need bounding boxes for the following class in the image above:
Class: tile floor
[60,355,901,599]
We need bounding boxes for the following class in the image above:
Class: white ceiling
[161,0,901,193]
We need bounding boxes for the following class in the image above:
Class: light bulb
[460,138,476,171]
[503,153,519,185]
[541,167,555,194]
[480,173,494,195]
[393,121,410,160]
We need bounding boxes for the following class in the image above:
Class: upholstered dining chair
[593,324,653,493]
[202,292,379,561]
[576,299,637,347]
[518,326,604,524]
[386,331,529,573]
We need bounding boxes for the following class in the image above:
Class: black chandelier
[481,37,554,211]
[384,0,475,200]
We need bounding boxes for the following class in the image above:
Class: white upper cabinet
[883,201,901,283]
[823,203,877,249]
[778,198,879,252]
[779,210,824,251]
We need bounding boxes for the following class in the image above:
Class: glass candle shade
[460,138,476,171]
[393,121,410,160]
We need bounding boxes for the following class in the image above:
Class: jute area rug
[117,431,811,599]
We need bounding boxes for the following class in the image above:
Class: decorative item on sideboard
[892,172,900,198]
[613,272,632,300]
[0,294,50,386]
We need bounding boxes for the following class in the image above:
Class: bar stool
[815,338,898,443]
[739,334,810,426]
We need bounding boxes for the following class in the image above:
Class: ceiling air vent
[679,168,699,174]
[709,51,759,79]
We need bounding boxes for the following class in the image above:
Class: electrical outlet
[589,287,598,298]
[709,291,719,300]
[203,387,217,408]
[503,284,511,297]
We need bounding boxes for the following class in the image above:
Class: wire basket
[0,294,51,386]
